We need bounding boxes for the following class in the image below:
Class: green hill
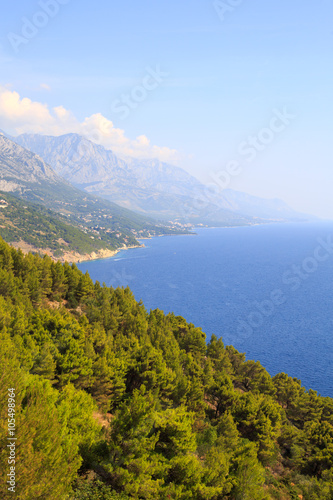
[0,239,332,499]
[0,191,138,261]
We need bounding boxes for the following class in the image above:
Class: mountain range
[0,132,190,260]
[9,131,312,225]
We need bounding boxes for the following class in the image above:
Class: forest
[0,236,332,500]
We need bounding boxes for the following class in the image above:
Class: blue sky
[0,0,333,217]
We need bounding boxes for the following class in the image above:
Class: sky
[0,0,332,218]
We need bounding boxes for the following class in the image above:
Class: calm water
[78,223,333,397]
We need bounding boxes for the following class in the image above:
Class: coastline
[74,243,145,264]
[9,222,306,265]
[9,240,145,264]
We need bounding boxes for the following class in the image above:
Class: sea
[78,222,333,398]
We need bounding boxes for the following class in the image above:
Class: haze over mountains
[0,132,152,229]
[10,131,311,225]
[12,132,243,225]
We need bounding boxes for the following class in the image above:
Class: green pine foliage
[0,236,332,499]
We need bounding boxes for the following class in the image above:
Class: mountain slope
[0,130,59,188]
[0,191,127,262]
[1,238,332,499]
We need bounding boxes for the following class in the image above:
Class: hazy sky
[0,0,332,218]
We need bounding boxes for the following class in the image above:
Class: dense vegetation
[0,237,332,499]
[0,192,138,258]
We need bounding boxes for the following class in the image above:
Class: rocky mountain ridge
[11,131,312,224]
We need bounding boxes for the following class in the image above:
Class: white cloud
[0,85,180,164]
[40,83,51,91]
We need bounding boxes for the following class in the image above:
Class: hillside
[0,191,137,262]
[0,238,332,499]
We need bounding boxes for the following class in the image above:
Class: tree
[230,442,269,500]
[51,260,67,300]
[107,387,164,498]
[0,345,81,499]
[31,342,57,380]
[299,420,333,476]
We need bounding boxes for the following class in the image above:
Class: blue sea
[78,222,333,397]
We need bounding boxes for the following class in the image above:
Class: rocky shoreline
[9,241,144,264]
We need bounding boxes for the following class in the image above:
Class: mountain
[220,189,316,222]
[12,132,255,225]
[12,132,204,199]
[12,132,313,225]
[0,130,59,188]
[0,134,191,258]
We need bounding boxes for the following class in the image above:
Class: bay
[78,222,333,397]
